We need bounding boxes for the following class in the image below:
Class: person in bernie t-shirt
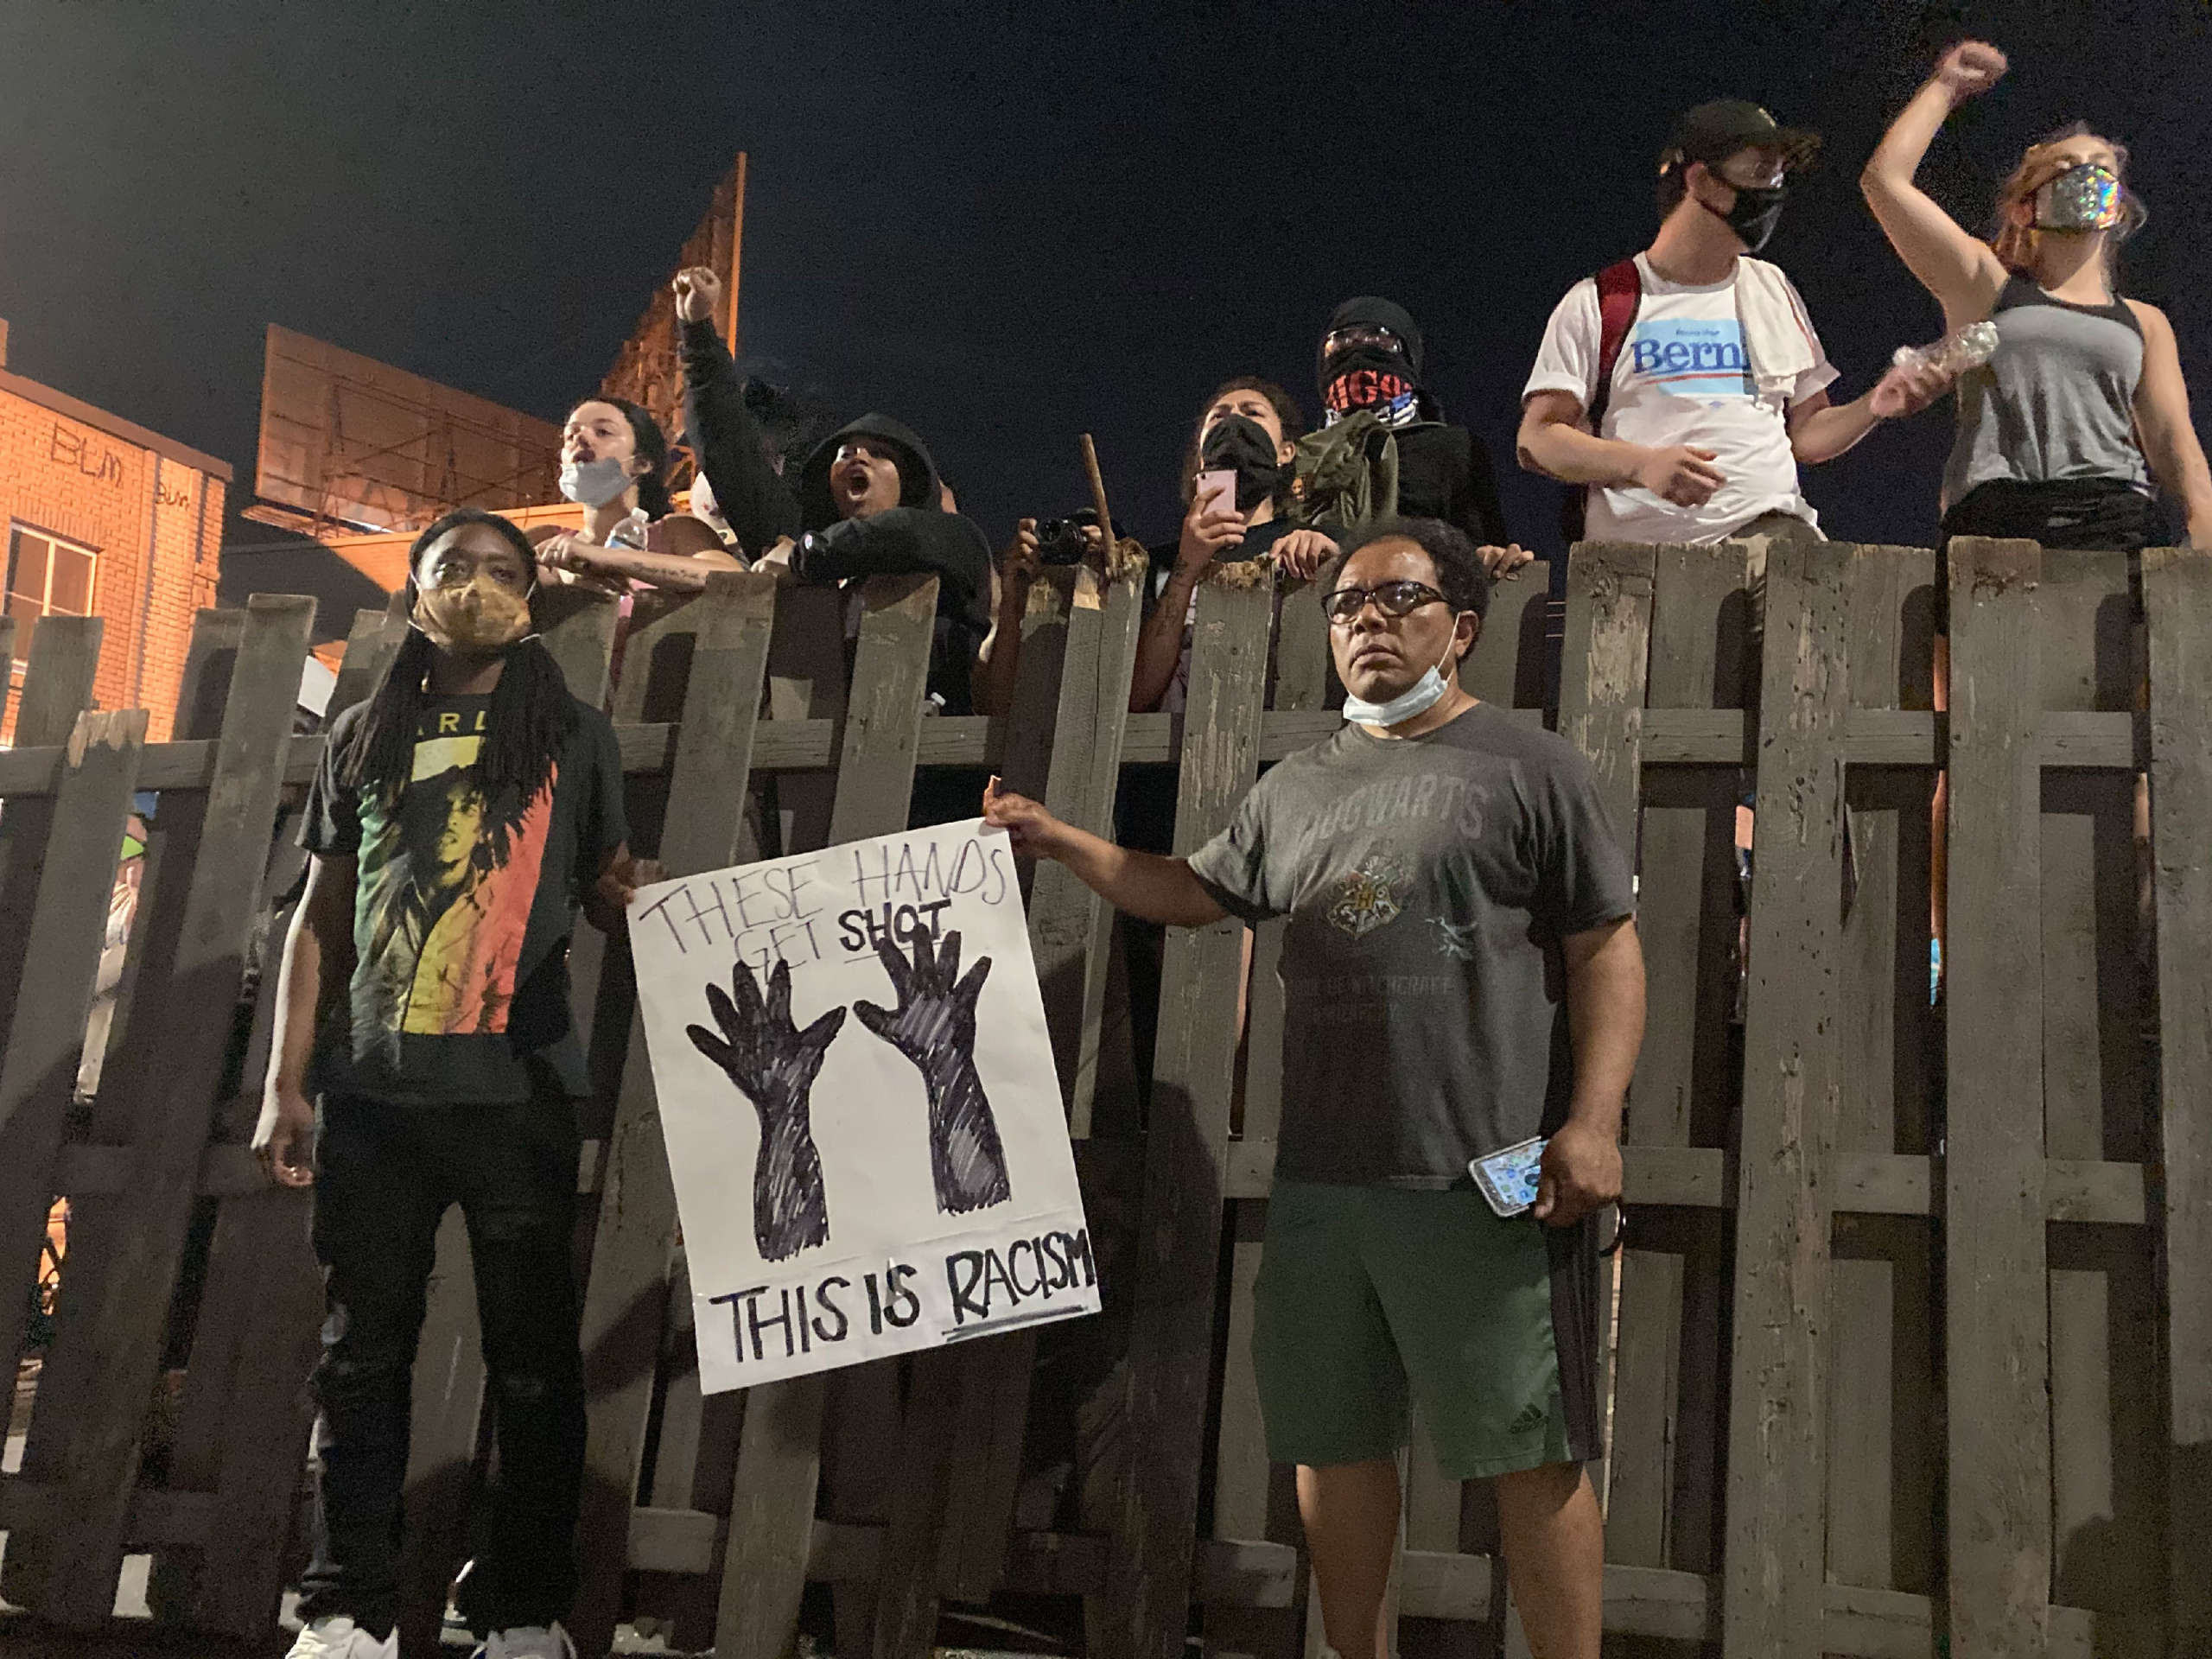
[1518,99,1955,551]
[983,517,1643,1659]
[253,508,653,1659]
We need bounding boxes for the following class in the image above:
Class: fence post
[1100,564,1273,1659]
[711,572,942,1659]
[2,596,313,1627]
[0,710,147,1463]
[564,573,781,1656]
[2143,546,2212,1656]
[1943,536,2052,1658]
[1719,536,1849,1659]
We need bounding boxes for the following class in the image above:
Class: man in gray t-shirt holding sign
[984,518,1643,1659]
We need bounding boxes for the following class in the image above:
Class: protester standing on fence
[986,517,1643,1659]
[1518,99,1955,556]
[1862,40,2212,975]
[1863,41,2212,556]
[252,508,658,1659]
[531,394,741,594]
[1298,297,1529,573]
[673,264,995,721]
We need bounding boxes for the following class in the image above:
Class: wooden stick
[1081,433,1115,556]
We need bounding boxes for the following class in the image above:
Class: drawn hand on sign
[687,958,845,1261]
[853,930,1014,1215]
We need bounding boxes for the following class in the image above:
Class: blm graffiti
[631,818,1098,1391]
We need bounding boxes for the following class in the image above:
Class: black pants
[297,1093,585,1639]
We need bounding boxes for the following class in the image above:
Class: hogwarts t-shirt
[303,694,627,1104]
[1185,702,1635,1186]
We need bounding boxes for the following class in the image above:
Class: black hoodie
[682,320,994,713]
[1315,297,1510,547]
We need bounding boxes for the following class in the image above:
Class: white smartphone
[1470,1135,1548,1218]
[1194,468,1236,519]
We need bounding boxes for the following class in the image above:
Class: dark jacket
[1389,423,1510,547]
[680,321,993,712]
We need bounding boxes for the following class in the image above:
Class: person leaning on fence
[251,508,659,1659]
[1128,375,1331,715]
[1300,297,1529,573]
[1517,99,1955,563]
[984,517,1644,1659]
[672,264,995,721]
[531,394,741,595]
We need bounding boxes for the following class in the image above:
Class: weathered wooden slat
[1944,537,2052,1658]
[869,571,1078,1646]
[326,607,404,717]
[766,582,850,855]
[1720,535,1850,1659]
[1827,545,1939,1604]
[1554,540,1656,1554]
[2144,544,2212,1655]
[0,713,145,1441]
[3,595,312,1629]
[1099,564,1273,1659]
[713,572,941,1659]
[0,615,106,1057]
[565,573,783,1658]
[1459,560,1548,709]
[2034,549,2162,1647]
[925,564,1144,1619]
[534,583,621,709]
[1607,545,1747,1580]
[0,613,14,730]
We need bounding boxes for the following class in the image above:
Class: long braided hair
[337,508,580,809]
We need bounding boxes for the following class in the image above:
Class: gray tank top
[1942,276,2149,510]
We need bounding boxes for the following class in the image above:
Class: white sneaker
[477,1624,577,1659]
[286,1617,398,1659]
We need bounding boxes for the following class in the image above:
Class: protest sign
[627,818,1099,1392]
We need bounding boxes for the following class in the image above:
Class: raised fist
[673,264,724,325]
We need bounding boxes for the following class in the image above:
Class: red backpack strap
[1586,257,1643,434]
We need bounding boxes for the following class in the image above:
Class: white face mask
[1342,626,1462,728]
[560,454,634,508]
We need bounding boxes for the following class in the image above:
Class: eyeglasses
[1322,325,1402,357]
[1322,579,1448,626]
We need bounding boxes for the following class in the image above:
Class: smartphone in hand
[1194,468,1236,520]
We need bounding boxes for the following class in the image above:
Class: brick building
[0,319,229,743]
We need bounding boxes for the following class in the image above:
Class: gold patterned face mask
[410,571,534,654]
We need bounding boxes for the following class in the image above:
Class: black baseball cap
[1662,99,1821,173]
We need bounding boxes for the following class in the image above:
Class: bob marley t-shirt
[303,694,626,1104]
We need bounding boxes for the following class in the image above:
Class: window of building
[5,527,98,671]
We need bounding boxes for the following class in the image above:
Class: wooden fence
[0,537,2204,1659]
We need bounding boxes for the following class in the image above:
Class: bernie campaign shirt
[1186,702,1635,1186]
[303,694,626,1104]
[1524,252,1837,543]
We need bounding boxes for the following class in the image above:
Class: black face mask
[1199,414,1282,512]
[1707,179,1788,252]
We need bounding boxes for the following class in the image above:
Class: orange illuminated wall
[0,326,230,743]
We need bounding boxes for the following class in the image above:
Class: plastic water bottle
[604,508,652,550]
[1892,320,1999,377]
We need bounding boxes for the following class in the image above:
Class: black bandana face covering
[1199,414,1282,512]
[1708,180,1787,252]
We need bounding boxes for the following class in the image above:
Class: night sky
[3,0,2209,621]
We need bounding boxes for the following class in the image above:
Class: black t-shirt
[303,695,628,1104]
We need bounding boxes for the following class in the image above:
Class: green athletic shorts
[1251,1180,1600,1480]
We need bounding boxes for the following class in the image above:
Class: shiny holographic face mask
[2035,163,2126,232]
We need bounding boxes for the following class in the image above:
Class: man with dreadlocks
[253,509,652,1659]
